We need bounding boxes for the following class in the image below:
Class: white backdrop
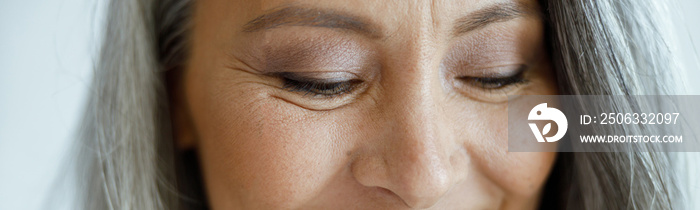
[0,0,698,210]
[0,0,104,209]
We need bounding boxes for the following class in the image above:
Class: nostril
[395,160,454,208]
[373,186,442,209]
[375,186,394,196]
[374,186,402,201]
[370,181,449,209]
[351,155,450,208]
[370,186,420,208]
[398,181,451,208]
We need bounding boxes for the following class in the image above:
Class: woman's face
[175,0,558,209]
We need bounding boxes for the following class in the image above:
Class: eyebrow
[242,6,381,38]
[242,2,536,38]
[453,2,534,36]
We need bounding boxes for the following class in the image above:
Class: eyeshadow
[258,32,377,75]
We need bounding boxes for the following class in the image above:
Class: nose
[351,75,465,208]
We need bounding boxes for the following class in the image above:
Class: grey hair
[73,0,683,209]
[541,0,681,209]
[75,0,192,209]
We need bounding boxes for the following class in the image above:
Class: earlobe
[171,101,197,150]
[167,68,198,151]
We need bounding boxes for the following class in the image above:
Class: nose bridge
[372,34,454,207]
[380,78,452,208]
[350,4,458,206]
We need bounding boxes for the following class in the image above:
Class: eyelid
[449,64,530,103]
[459,64,526,78]
[269,71,365,100]
[257,31,377,74]
[267,71,368,110]
[455,65,527,84]
[462,70,527,90]
[271,71,360,83]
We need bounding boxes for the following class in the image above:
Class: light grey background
[0,0,698,209]
[0,0,105,209]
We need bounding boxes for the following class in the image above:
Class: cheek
[191,80,351,208]
[466,98,557,200]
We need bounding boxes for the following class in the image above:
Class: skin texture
[173,0,559,209]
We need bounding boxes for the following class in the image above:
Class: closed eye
[457,66,527,90]
[274,72,363,98]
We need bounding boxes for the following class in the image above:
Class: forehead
[200,0,540,36]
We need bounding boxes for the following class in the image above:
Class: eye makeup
[258,31,376,75]
[252,31,378,100]
[446,64,532,103]
[442,22,545,102]
[457,65,528,90]
[270,72,363,97]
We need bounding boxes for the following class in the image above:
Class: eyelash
[457,67,528,90]
[280,76,361,97]
[277,67,527,98]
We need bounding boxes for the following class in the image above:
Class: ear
[171,99,197,150]
[167,69,197,151]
